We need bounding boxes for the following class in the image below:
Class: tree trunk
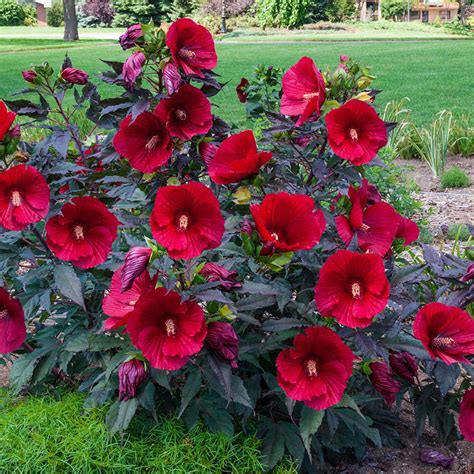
[63,0,79,41]
[360,0,367,21]
[378,0,382,20]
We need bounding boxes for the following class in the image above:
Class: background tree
[63,0,79,40]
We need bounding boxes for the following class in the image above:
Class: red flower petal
[0,287,26,353]
[459,389,474,442]
[0,100,17,141]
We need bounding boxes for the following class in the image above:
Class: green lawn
[1,39,473,125]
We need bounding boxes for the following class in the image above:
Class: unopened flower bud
[389,351,417,384]
[199,262,241,290]
[121,247,152,292]
[22,70,38,83]
[61,67,89,85]
[199,142,218,167]
[236,77,249,103]
[118,359,148,401]
[119,24,144,50]
[241,216,254,236]
[461,263,474,283]
[163,62,181,95]
[206,322,239,368]
[369,361,401,407]
[123,52,145,90]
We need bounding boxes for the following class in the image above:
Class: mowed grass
[0,39,473,125]
[0,390,296,473]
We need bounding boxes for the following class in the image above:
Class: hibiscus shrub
[1,18,473,470]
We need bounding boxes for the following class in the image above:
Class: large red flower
[46,196,119,269]
[150,181,224,260]
[0,287,26,353]
[394,214,419,246]
[413,302,474,365]
[276,326,355,410]
[0,165,50,231]
[314,250,390,328]
[102,266,154,330]
[280,57,326,127]
[126,287,207,370]
[326,99,388,165]
[208,130,272,184]
[154,83,212,141]
[113,112,173,173]
[0,100,16,142]
[250,192,325,253]
[166,18,217,78]
[335,182,399,256]
[459,389,474,442]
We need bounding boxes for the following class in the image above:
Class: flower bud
[22,70,38,83]
[236,77,249,103]
[232,186,251,205]
[163,62,181,95]
[340,55,349,63]
[206,322,239,368]
[461,263,474,283]
[61,67,89,85]
[419,448,453,469]
[123,52,145,90]
[8,124,21,139]
[369,361,401,407]
[121,247,152,292]
[199,142,217,167]
[389,351,417,384]
[119,24,144,50]
[260,241,276,257]
[199,262,241,290]
[241,216,254,236]
[118,359,148,401]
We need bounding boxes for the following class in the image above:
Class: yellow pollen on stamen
[303,92,319,101]
[128,300,137,307]
[351,282,361,298]
[432,336,455,350]
[74,225,85,240]
[360,223,370,232]
[349,128,359,141]
[165,319,176,336]
[271,232,279,241]
[178,215,188,231]
[175,109,187,121]
[11,191,21,207]
[178,48,196,60]
[306,360,318,377]
[0,309,9,320]
[145,135,160,150]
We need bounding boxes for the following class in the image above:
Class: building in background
[20,0,52,26]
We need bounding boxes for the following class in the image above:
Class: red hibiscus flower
[459,389,474,442]
[326,99,388,165]
[113,112,173,173]
[236,77,249,103]
[150,181,224,260]
[102,266,154,330]
[250,192,325,253]
[395,215,419,246]
[276,326,355,410]
[280,57,326,127]
[0,100,16,142]
[126,287,207,370]
[208,130,272,184]
[46,196,119,269]
[0,287,26,353]
[335,182,399,257]
[314,250,390,328]
[166,18,217,78]
[0,165,50,231]
[369,361,401,407]
[413,302,474,365]
[154,83,212,141]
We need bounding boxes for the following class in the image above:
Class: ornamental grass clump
[0,19,472,470]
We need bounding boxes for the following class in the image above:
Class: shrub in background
[201,0,255,17]
[23,4,38,26]
[47,0,64,27]
[1,20,473,471]
[441,167,471,189]
[382,0,405,20]
[256,0,310,28]
[80,0,115,27]
[0,0,28,26]
[449,115,474,157]
[112,0,161,27]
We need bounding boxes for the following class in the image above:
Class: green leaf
[178,370,202,418]
[300,406,325,454]
[54,265,84,308]
[64,332,89,352]
[106,399,138,434]
[262,424,286,470]
[199,395,234,437]
[336,394,364,417]
[9,352,41,393]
